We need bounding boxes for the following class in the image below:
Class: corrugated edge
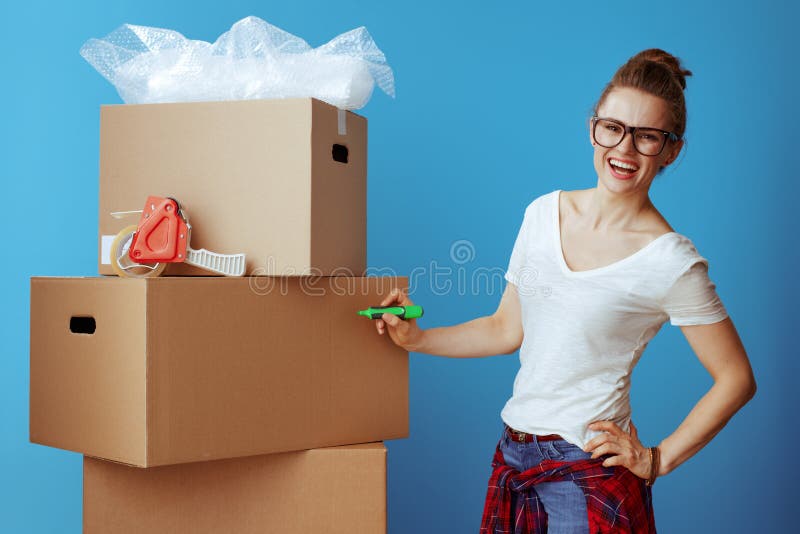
[144,278,153,467]
[28,277,37,443]
[308,98,315,271]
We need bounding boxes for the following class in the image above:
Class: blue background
[1,1,796,532]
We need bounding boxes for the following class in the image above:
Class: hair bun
[595,48,692,138]
[632,48,692,90]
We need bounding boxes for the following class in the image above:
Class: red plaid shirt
[480,443,656,533]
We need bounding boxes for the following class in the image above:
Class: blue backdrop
[2,1,796,532]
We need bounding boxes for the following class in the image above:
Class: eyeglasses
[591,116,680,157]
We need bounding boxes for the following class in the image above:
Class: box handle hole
[70,316,96,335]
[332,144,349,164]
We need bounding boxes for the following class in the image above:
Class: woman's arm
[584,316,756,480]
[656,316,757,475]
[375,282,523,358]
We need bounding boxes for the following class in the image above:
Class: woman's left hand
[583,420,652,480]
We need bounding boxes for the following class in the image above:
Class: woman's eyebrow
[602,116,668,131]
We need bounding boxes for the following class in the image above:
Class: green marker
[357,305,424,320]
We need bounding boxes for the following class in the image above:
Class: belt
[505,425,564,443]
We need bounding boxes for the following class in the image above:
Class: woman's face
[591,87,683,194]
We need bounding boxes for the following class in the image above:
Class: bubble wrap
[80,16,395,109]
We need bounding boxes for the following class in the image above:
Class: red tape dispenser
[109,196,246,278]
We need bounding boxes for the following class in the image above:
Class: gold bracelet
[645,446,660,486]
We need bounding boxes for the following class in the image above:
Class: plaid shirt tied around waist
[480,443,656,533]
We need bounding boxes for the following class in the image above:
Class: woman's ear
[662,139,684,167]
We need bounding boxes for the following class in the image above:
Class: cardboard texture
[30,276,408,467]
[97,98,367,276]
[84,442,387,534]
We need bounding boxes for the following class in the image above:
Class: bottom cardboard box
[84,442,386,534]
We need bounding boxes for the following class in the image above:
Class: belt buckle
[514,429,527,443]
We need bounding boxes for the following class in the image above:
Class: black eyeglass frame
[591,115,681,157]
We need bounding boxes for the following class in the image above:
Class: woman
[375,49,756,533]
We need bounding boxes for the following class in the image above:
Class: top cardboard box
[98,98,366,276]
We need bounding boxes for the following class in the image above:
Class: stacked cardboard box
[30,98,407,533]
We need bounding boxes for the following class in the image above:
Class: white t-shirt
[501,189,728,449]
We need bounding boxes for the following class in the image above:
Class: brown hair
[594,49,693,139]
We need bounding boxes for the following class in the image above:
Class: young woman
[374,49,756,533]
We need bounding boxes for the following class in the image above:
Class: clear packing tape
[80,16,395,110]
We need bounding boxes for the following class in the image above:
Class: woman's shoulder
[518,189,560,217]
[640,205,699,258]
[649,231,711,285]
[532,189,561,205]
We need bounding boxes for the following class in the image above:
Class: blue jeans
[498,426,592,534]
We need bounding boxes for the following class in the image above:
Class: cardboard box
[97,98,367,276]
[30,276,407,467]
[84,442,386,534]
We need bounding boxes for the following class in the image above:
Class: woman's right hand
[375,288,424,351]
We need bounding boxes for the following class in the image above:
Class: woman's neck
[580,185,656,233]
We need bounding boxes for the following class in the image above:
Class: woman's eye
[604,124,620,132]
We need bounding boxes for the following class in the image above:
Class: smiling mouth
[608,158,639,177]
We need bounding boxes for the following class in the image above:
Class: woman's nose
[618,132,637,154]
